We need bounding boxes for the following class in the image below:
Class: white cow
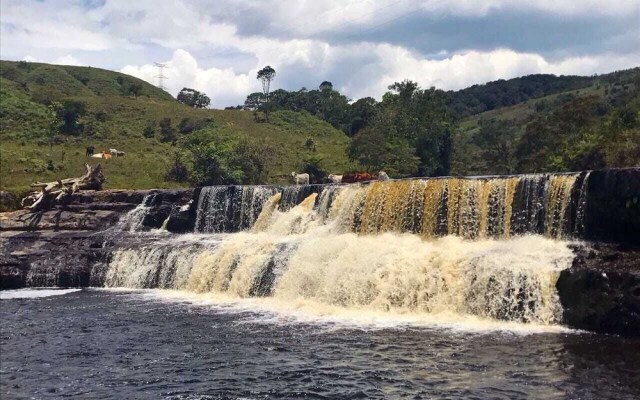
[291,172,310,185]
[327,174,342,184]
[110,148,125,157]
[378,171,390,180]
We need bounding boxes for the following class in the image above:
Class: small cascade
[194,186,278,233]
[279,185,322,211]
[105,236,221,289]
[252,193,282,232]
[113,194,156,233]
[543,175,578,238]
[573,172,591,236]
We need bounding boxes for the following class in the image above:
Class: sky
[1,0,639,108]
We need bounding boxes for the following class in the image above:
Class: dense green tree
[377,80,453,176]
[257,66,276,121]
[58,100,87,134]
[244,92,264,110]
[348,97,378,136]
[319,81,333,91]
[474,119,517,174]
[177,88,211,108]
[233,140,275,184]
[188,142,243,186]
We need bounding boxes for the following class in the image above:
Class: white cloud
[1,0,639,107]
[52,54,82,66]
[121,49,254,108]
[120,46,640,107]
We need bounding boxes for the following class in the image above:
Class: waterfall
[194,186,278,233]
[105,172,591,326]
[192,173,585,238]
[113,194,156,232]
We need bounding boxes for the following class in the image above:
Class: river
[1,288,639,399]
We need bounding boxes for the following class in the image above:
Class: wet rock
[583,168,640,244]
[0,231,111,289]
[558,243,640,337]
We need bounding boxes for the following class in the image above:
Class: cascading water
[105,172,591,327]
[112,194,156,233]
[194,186,278,233]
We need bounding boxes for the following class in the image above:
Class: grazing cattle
[341,172,374,183]
[91,152,112,159]
[327,174,342,184]
[291,171,310,185]
[85,146,95,157]
[109,148,125,157]
[378,171,390,180]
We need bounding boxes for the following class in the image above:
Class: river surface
[1,289,639,399]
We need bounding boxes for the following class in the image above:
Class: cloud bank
[1,0,639,107]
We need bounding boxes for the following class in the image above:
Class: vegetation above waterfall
[1,59,639,199]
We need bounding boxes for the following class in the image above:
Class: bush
[143,123,156,138]
[164,152,190,182]
[178,118,196,134]
[159,118,176,143]
[299,155,326,184]
[95,111,107,122]
[304,137,316,151]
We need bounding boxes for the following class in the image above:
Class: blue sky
[1,0,639,107]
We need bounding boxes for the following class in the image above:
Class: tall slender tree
[256,66,276,121]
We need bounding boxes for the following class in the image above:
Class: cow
[341,172,374,183]
[291,172,310,185]
[112,150,126,157]
[378,171,390,180]
[327,174,342,184]
[91,152,112,159]
[85,146,95,157]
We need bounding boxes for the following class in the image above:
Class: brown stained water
[1,289,639,399]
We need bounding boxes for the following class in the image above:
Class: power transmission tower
[154,62,168,90]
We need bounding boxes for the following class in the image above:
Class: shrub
[164,152,190,182]
[178,118,196,134]
[159,118,176,143]
[143,123,156,138]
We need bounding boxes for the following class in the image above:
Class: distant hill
[0,60,352,195]
[1,59,638,203]
[452,68,640,175]
[446,73,595,118]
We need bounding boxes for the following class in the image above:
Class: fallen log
[21,164,105,212]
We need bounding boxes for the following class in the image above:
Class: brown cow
[341,172,374,183]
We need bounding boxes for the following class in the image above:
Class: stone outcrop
[0,188,196,290]
[0,189,194,232]
[582,168,640,244]
[557,243,640,337]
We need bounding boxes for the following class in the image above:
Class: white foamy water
[107,288,577,335]
[0,288,82,300]
[102,175,591,332]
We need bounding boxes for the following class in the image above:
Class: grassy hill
[451,68,640,175]
[1,59,638,206]
[0,60,352,197]
[458,68,639,134]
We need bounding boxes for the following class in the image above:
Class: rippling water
[1,289,639,399]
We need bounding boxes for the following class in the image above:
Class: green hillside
[0,60,352,196]
[1,59,638,209]
[452,68,640,175]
